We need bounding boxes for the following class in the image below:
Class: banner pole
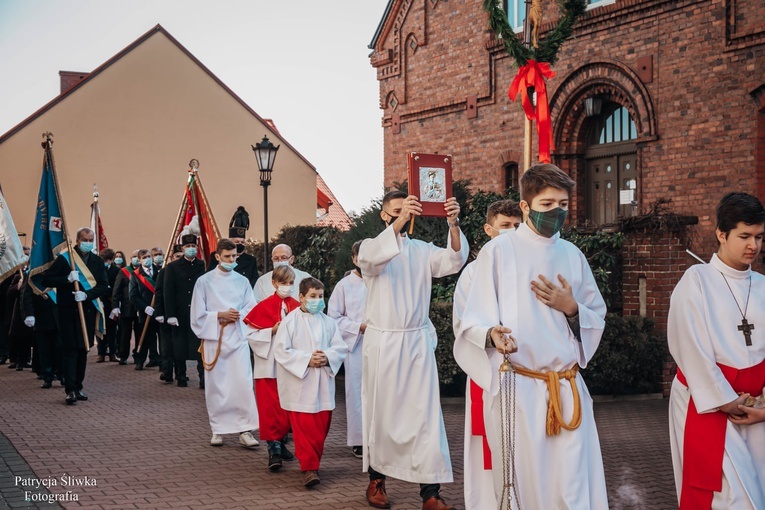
[44,132,91,351]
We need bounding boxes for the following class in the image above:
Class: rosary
[498,352,521,510]
[719,272,755,347]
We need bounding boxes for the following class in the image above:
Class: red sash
[470,380,492,469]
[244,293,299,329]
[120,267,131,280]
[133,268,155,294]
[676,359,765,510]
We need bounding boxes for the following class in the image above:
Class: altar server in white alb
[358,189,468,510]
[457,164,608,510]
[327,240,368,458]
[452,199,521,510]
[274,277,348,489]
[668,191,765,510]
[190,239,260,449]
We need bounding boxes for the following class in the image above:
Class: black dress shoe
[75,390,88,401]
[0,356,7,365]
[41,381,52,389]
[8,363,16,369]
[16,365,23,371]
[177,379,187,387]
[145,361,160,368]
[65,392,77,405]
[134,363,144,371]
[118,359,127,365]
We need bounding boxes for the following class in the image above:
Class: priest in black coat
[163,234,206,387]
[41,228,108,405]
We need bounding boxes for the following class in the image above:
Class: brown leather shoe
[96,356,105,363]
[108,354,118,362]
[422,496,456,510]
[366,479,390,509]
[302,470,320,487]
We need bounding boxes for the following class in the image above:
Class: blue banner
[28,148,67,295]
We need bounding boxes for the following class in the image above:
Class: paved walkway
[0,353,677,509]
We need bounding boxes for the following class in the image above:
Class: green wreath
[484,0,587,67]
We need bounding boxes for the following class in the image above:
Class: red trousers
[254,378,290,441]
[289,410,332,471]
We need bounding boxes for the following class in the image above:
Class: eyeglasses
[272,255,291,262]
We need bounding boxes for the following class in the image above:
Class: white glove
[156,316,165,324]
[67,271,80,283]
[73,291,87,302]
[145,306,154,317]
[167,317,179,327]
[109,308,120,320]
[24,316,35,328]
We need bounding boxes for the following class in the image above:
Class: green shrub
[430,302,465,396]
[581,314,668,395]
[560,228,624,311]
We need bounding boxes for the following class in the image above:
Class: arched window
[504,161,519,191]
[589,104,637,145]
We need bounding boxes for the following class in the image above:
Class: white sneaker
[239,431,260,448]
[210,434,223,447]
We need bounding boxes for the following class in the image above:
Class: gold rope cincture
[198,322,230,371]
[513,364,581,436]
[498,352,522,510]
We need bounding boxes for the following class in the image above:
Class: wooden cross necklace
[719,272,754,346]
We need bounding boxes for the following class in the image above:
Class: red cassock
[244,293,300,441]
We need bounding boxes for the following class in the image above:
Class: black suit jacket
[40,249,108,310]
[112,265,138,318]
[129,265,160,321]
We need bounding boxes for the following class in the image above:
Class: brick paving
[0,353,677,509]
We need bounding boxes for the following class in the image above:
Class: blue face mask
[141,257,153,268]
[220,261,238,272]
[80,242,94,253]
[153,255,164,265]
[304,298,325,315]
[184,247,197,259]
[114,257,124,265]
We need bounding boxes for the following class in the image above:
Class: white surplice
[273,308,348,413]
[457,223,608,509]
[247,296,291,380]
[668,253,765,509]
[190,268,259,435]
[452,260,498,510]
[358,224,468,484]
[253,267,312,302]
[327,271,367,446]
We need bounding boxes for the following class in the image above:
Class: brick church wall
[371,0,765,335]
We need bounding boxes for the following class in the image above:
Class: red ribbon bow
[508,60,556,164]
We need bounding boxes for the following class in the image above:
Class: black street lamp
[251,135,280,272]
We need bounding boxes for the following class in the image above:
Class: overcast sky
[0,0,387,215]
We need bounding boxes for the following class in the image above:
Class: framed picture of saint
[407,152,453,217]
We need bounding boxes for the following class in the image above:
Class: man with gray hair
[41,227,108,405]
[252,244,313,302]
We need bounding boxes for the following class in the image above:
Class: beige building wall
[0,29,316,254]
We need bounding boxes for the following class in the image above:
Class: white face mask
[273,260,290,268]
[276,285,293,298]
[499,228,515,235]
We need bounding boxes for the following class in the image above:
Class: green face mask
[527,207,567,238]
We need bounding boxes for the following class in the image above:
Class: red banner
[90,202,109,253]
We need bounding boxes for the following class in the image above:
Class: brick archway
[548,60,657,224]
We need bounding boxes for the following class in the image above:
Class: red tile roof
[316,174,353,231]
